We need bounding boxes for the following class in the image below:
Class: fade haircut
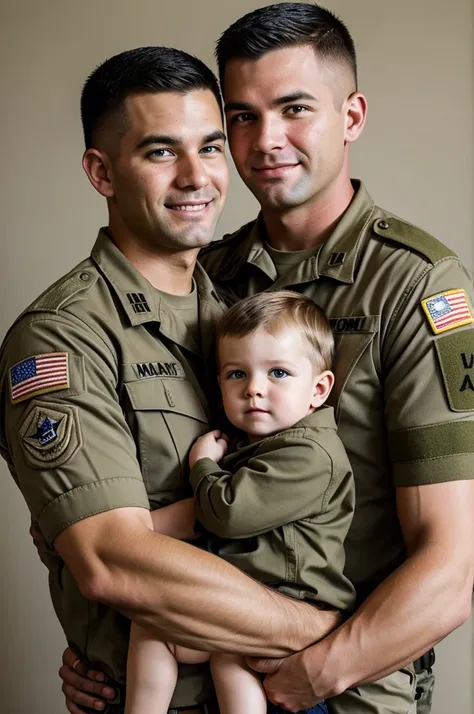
[217,291,334,372]
[216,3,357,91]
[81,46,222,149]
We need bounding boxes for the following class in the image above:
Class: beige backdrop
[1,1,473,712]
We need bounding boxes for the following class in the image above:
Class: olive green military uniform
[191,406,355,611]
[0,229,226,711]
[200,181,474,714]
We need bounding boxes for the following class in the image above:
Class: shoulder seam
[389,255,463,331]
[3,312,118,371]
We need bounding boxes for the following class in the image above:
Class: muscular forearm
[56,508,338,657]
[150,498,197,540]
[304,542,473,696]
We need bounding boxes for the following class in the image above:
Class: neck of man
[107,226,198,295]
[262,170,355,252]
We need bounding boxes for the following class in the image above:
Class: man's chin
[251,185,304,210]
[164,226,217,251]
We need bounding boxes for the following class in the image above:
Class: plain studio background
[1,1,473,711]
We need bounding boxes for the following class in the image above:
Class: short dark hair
[217,291,334,372]
[216,3,357,90]
[81,46,222,149]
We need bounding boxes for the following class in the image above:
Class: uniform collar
[297,404,337,430]
[215,180,375,286]
[232,404,337,456]
[91,229,160,325]
[316,181,376,284]
[91,229,222,327]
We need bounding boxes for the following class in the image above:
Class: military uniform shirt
[190,406,355,612]
[0,229,225,707]
[200,181,474,595]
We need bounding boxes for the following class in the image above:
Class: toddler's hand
[189,430,229,468]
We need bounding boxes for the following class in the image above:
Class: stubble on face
[101,90,229,256]
[224,46,355,213]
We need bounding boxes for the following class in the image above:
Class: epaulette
[372,215,457,264]
[21,262,99,318]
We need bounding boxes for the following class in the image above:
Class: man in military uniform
[33,10,474,714]
[1,46,341,714]
[197,4,474,714]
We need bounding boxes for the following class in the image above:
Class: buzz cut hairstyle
[216,291,334,372]
[215,2,357,91]
[81,46,222,149]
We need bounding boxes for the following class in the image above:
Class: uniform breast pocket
[327,315,379,420]
[124,378,209,505]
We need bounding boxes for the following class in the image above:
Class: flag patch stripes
[421,289,473,334]
[9,352,69,403]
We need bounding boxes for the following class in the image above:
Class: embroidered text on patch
[10,353,69,403]
[421,290,473,335]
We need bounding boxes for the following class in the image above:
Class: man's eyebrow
[273,91,317,106]
[202,130,227,144]
[225,92,317,113]
[136,135,180,150]
[224,101,253,113]
[136,130,226,151]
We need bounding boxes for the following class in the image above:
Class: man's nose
[175,154,210,191]
[252,116,286,154]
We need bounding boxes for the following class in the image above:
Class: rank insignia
[421,289,473,334]
[19,400,82,469]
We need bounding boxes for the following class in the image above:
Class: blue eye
[200,145,222,154]
[147,148,173,158]
[269,368,289,379]
[227,370,246,380]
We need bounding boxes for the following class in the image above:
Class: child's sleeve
[189,432,344,539]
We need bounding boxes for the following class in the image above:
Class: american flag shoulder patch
[421,289,474,335]
[9,352,69,404]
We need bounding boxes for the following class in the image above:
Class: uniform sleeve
[0,314,149,545]
[189,433,335,538]
[383,256,474,486]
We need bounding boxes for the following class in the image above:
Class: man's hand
[189,430,228,468]
[248,649,322,713]
[59,647,116,714]
[247,607,342,712]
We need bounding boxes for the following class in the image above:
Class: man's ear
[343,91,367,143]
[82,148,115,198]
[310,370,335,409]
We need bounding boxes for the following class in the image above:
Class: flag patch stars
[421,289,473,335]
[9,353,69,403]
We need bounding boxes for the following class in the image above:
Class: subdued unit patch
[19,400,83,468]
[421,289,473,335]
[434,329,474,411]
